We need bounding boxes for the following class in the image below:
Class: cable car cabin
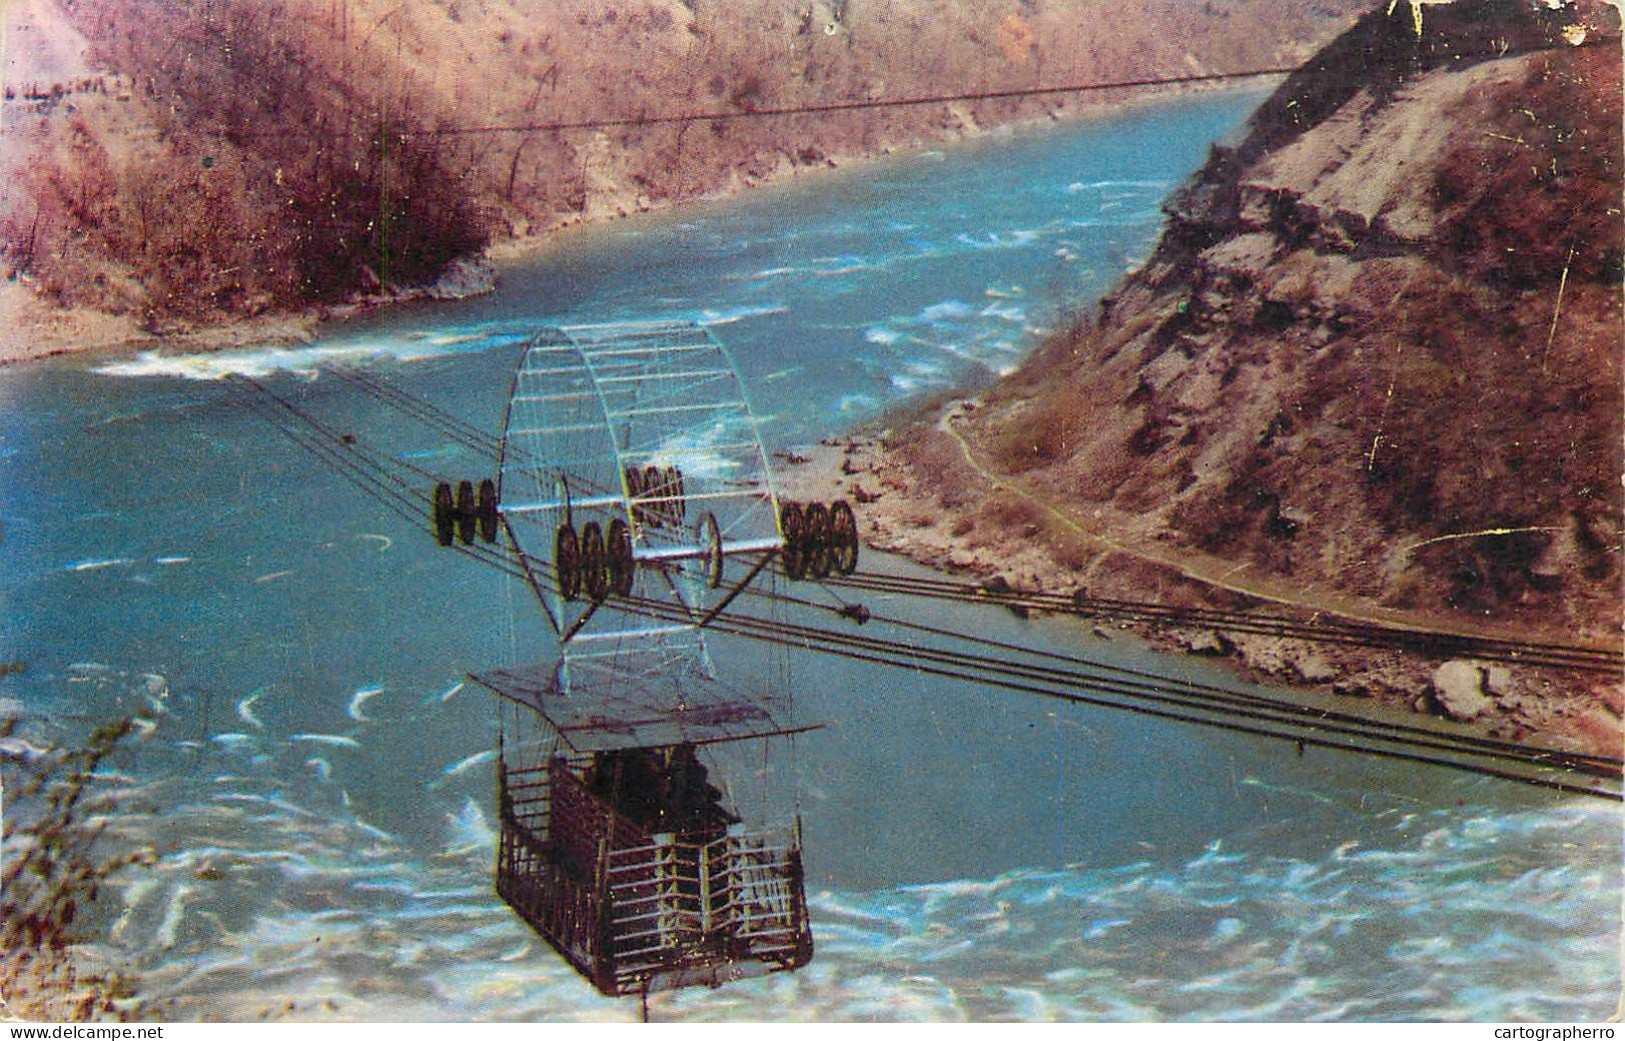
[474,663,816,998]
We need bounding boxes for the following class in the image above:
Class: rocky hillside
[0,0,1368,334]
[841,0,1621,751]
[980,0,1621,632]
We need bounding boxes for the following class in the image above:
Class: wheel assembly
[777,498,860,580]
[829,499,859,575]
[477,479,500,544]
[580,521,608,601]
[624,466,645,526]
[802,501,831,579]
[779,502,806,580]
[699,512,723,589]
[456,480,478,545]
[607,518,634,597]
[642,466,665,528]
[433,482,455,547]
[555,524,581,601]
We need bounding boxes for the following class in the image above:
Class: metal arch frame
[495,320,790,696]
[498,332,632,636]
[556,320,785,567]
[699,326,785,544]
[566,325,649,544]
[495,328,571,635]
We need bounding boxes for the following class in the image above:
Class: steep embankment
[0,0,1368,354]
[821,0,1623,754]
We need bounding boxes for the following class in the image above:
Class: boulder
[1332,678,1369,698]
[1239,637,1288,675]
[1181,629,1232,656]
[1293,652,1336,684]
[1431,660,1494,722]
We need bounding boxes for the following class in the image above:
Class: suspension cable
[326,366,508,461]
[600,584,1622,801]
[225,369,1622,800]
[816,569,1621,675]
[727,578,1623,774]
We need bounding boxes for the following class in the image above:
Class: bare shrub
[51,0,491,320]
[986,385,1096,474]
[21,0,1369,321]
[1,717,156,1020]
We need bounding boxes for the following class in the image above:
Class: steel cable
[596,584,1622,801]
[305,364,1618,678]
[732,580,1624,773]
[224,372,1622,799]
[817,570,1621,675]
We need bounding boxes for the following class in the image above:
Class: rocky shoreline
[0,254,505,368]
[776,407,1624,762]
[778,1,1625,770]
[0,70,1263,372]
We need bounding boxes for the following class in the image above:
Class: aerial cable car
[468,320,851,997]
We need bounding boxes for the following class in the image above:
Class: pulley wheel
[664,465,686,524]
[477,478,499,543]
[699,512,723,590]
[830,499,859,576]
[455,480,477,545]
[580,521,608,601]
[779,501,806,580]
[802,502,831,579]
[642,466,665,528]
[433,483,455,547]
[607,518,634,597]
[624,466,644,526]
[555,524,581,601]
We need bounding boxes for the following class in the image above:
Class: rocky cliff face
[818,0,1621,752]
[967,0,1621,640]
[0,0,1369,332]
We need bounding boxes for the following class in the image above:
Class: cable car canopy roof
[470,659,818,753]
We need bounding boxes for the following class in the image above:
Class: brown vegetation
[965,0,1623,635]
[855,0,1622,750]
[2,0,1369,331]
[5,0,487,330]
[1,718,154,1021]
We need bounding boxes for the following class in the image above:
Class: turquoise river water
[0,89,1618,1021]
